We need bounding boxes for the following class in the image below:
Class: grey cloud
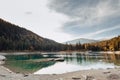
[48,0,100,17]
[48,0,120,17]
[48,0,120,39]
[95,28,120,39]
[62,15,120,35]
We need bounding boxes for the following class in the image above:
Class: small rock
[107,74,119,80]
[23,74,29,77]
[86,76,94,80]
[16,72,20,73]
[55,78,64,80]
[72,77,81,80]
[103,71,111,74]
[0,74,6,77]
[107,68,112,70]
[52,74,57,75]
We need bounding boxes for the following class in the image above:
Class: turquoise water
[4,52,120,74]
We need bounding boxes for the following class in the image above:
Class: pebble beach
[0,64,120,80]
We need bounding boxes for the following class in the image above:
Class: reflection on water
[4,54,56,74]
[4,52,120,74]
[35,53,120,74]
[103,53,120,66]
[5,60,55,74]
[34,61,114,74]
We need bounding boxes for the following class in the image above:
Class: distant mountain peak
[64,38,99,44]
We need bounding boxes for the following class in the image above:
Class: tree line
[65,36,120,51]
[0,18,65,51]
[0,18,120,51]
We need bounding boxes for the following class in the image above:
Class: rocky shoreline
[0,54,120,80]
[0,64,120,80]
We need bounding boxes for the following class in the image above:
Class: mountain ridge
[0,18,63,51]
[64,38,99,44]
[0,18,120,52]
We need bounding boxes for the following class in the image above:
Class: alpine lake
[3,52,120,74]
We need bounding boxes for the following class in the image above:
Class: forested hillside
[64,36,120,51]
[85,36,120,51]
[0,18,119,52]
[0,18,64,51]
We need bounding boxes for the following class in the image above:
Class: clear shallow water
[4,52,120,74]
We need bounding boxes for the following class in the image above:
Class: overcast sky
[0,0,120,42]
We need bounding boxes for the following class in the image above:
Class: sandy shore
[0,64,120,80]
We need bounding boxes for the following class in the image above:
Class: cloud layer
[0,0,72,42]
[48,0,120,39]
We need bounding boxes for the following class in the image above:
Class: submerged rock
[54,58,64,62]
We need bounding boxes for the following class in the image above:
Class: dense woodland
[0,18,120,51]
[65,36,120,51]
[0,18,65,51]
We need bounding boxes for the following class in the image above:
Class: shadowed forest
[0,18,120,51]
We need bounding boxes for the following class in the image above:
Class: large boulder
[0,55,6,61]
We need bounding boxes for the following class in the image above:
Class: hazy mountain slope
[0,18,63,51]
[64,38,99,44]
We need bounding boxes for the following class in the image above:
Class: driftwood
[54,58,64,62]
